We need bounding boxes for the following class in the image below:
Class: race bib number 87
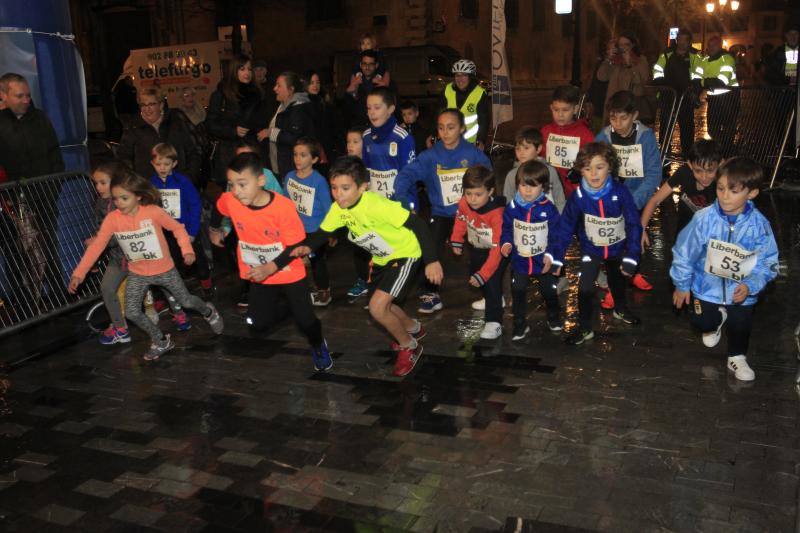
[546,134,580,169]
[584,214,625,246]
[613,144,644,179]
[704,239,756,281]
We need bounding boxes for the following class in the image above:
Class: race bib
[437,167,466,206]
[467,223,494,249]
[546,134,580,169]
[160,189,181,218]
[613,144,644,179]
[115,226,163,262]
[239,240,284,267]
[584,214,625,246]
[704,239,756,281]
[349,231,394,258]
[513,220,548,257]
[368,169,398,198]
[286,179,316,217]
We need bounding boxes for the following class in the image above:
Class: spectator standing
[253,59,277,123]
[596,33,651,123]
[764,23,799,87]
[305,69,340,170]
[345,50,396,128]
[179,87,206,126]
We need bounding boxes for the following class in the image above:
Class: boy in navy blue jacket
[500,160,562,340]
[549,142,642,345]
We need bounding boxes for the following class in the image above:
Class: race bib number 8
[613,144,644,179]
[160,189,181,218]
[467,223,494,249]
[349,231,394,258]
[513,220,548,257]
[368,169,398,198]
[584,214,625,246]
[115,226,163,262]
[286,179,316,217]
[239,241,284,267]
[437,168,466,206]
[704,239,756,281]
[546,134,580,169]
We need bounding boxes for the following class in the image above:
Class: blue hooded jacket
[549,178,642,267]
[501,193,560,276]
[362,116,416,202]
[150,171,202,237]
[595,122,661,210]
[394,138,491,216]
[670,200,778,306]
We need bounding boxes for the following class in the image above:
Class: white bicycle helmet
[452,59,477,75]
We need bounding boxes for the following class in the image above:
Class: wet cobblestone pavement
[0,192,799,532]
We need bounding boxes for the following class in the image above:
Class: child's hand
[209,228,225,247]
[500,243,512,257]
[236,126,249,137]
[452,246,462,256]
[246,262,277,282]
[346,74,362,92]
[542,255,552,273]
[425,261,444,285]
[641,231,650,249]
[673,290,691,308]
[290,246,311,257]
[68,275,83,294]
[256,128,270,142]
[733,283,750,303]
[184,253,196,266]
[468,275,481,288]
[327,237,338,248]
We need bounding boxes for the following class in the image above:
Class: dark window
[306,0,345,26]
[460,0,479,20]
[532,0,546,31]
[505,0,519,29]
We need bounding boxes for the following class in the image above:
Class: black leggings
[423,215,454,294]
[578,255,628,330]
[690,297,754,357]
[307,231,329,290]
[246,278,323,347]
[511,270,560,323]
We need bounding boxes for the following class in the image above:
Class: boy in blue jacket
[670,157,778,382]
[395,109,491,314]
[595,90,661,297]
[500,160,562,340]
[549,142,642,345]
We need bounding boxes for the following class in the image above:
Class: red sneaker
[600,290,615,310]
[393,344,423,377]
[632,273,653,291]
[390,324,427,351]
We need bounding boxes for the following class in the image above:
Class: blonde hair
[151,142,178,162]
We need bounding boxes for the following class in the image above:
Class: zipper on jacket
[723,221,734,304]
[526,208,533,275]
[598,199,608,259]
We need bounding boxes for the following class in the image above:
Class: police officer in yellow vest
[702,36,740,155]
[440,59,490,150]
[765,23,799,87]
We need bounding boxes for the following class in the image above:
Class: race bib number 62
[584,214,625,246]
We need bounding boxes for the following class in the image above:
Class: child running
[283,137,334,306]
[500,160,563,340]
[300,156,443,377]
[69,167,223,360]
[549,142,642,345]
[670,157,778,381]
[394,108,491,314]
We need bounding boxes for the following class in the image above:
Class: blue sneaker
[347,279,368,299]
[99,326,131,345]
[417,293,443,314]
[312,340,333,371]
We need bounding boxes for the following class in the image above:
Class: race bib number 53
[584,214,625,246]
[704,239,756,281]
[546,134,580,169]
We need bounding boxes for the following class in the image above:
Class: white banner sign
[491,0,513,127]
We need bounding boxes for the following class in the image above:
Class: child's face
[401,108,418,125]
[550,100,579,127]
[360,37,375,51]
[437,113,464,147]
[580,155,611,189]
[346,132,363,157]
[330,174,368,209]
[515,140,541,163]
[366,95,394,127]
[716,174,758,216]
[227,168,268,206]
[464,185,492,210]
[293,144,318,173]
[92,170,112,199]
[152,156,177,179]
[111,186,140,215]
[609,110,638,136]
[689,160,719,189]
[518,181,544,203]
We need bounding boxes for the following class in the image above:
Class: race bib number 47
[160,189,181,218]
[437,167,466,206]
[368,169,398,198]
[239,241,284,267]
[513,220,548,257]
[115,226,163,262]
[546,134,580,169]
[613,144,644,179]
[286,179,316,217]
[584,214,625,246]
[704,239,756,281]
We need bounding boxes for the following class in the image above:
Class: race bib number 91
[613,144,644,179]
[546,134,580,169]
[160,189,181,218]
[704,239,756,281]
[286,179,316,217]
[437,167,466,206]
[513,220,548,257]
[115,226,163,262]
[368,169,398,198]
[349,231,394,258]
[239,241,284,267]
[584,214,625,246]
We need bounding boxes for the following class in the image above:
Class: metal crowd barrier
[0,172,103,338]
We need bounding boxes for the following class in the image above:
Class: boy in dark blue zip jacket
[549,142,642,345]
[500,161,562,340]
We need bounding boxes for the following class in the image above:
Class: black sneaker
[547,313,564,332]
[565,329,594,345]
[612,309,641,325]
[511,322,530,341]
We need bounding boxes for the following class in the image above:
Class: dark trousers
[578,256,628,330]
[166,231,211,281]
[706,91,740,156]
[690,297,754,357]
[511,270,560,324]
[247,278,323,347]
[352,242,370,282]
[469,248,506,323]
[659,90,696,156]
[423,216,454,294]
[307,231,329,290]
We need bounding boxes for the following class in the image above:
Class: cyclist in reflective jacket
[440,59,490,149]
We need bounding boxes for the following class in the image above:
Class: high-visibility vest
[444,83,485,144]
[702,52,739,95]
[652,49,704,84]
[785,45,798,83]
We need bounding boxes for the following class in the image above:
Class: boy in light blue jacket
[671,157,778,382]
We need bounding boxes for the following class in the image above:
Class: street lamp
[703,0,741,52]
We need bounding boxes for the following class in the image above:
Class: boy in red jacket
[450,166,506,340]
[541,85,595,198]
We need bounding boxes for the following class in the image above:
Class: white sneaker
[471,297,506,311]
[727,355,755,381]
[702,307,728,347]
[480,321,502,339]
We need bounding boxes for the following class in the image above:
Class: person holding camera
[596,32,651,123]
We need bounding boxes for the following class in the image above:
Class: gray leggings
[101,262,127,329]
[125,268,209,341]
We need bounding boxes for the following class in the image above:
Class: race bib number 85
[704,239,756,281]
[546,134,580,169]
[584,214,625,246]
